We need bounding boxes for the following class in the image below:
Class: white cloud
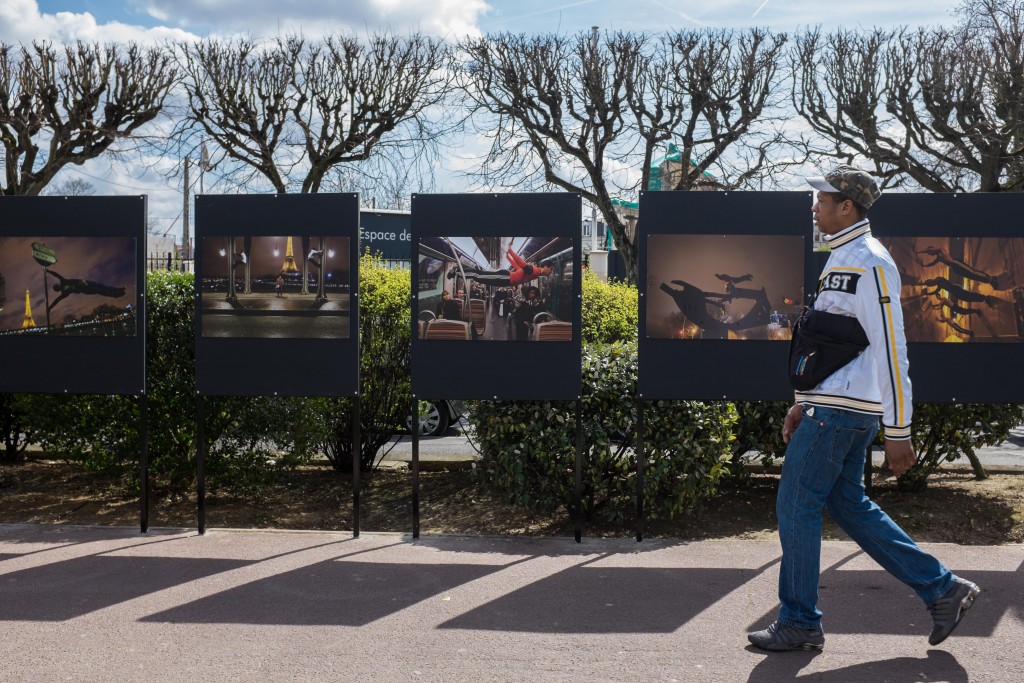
[0,0,197,44]
[146,6,169,22]
[134,0,491,38]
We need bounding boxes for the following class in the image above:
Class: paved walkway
[1,525,1020,682]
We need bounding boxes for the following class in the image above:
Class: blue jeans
[776,405,954,629]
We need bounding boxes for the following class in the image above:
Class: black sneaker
[928,577,980,645]
[748,621,824,652]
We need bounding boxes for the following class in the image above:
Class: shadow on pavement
[747,560,1023,640]
[142,559,512,626]
[746,649,967,683]
[440,563,770,634]
[0,555,252,621]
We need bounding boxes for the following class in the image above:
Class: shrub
[581,270,638,344]
[896,402,1024,492]
[146,270,198,492]
[468,341,737,522]
[313,250,411,472]
[0,393,32,462]
[21,393,138,482]
[202,395,321,497]
[729,399,1024,493]
[730,400,791,470]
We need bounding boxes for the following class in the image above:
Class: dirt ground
[2,456,1023,544]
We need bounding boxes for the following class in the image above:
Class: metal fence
[146,253,194,273]
[146,255,406,273]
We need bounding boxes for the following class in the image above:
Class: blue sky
[2,0,966,246]
[11,0,963,43]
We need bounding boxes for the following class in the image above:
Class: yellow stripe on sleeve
[876,267,905,425]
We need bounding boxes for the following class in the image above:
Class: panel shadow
[0,556,252,621]
[440,567,755,634]
[0,554,20,562]
[142,561,502,626]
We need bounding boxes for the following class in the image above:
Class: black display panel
[638,191,814,400]
[869,193,1024,402]
[411,194,582,400]
[0,196,146,394]
[195,194,359,396]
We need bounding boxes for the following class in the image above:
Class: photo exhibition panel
[411,193,582,401]
[638,191,813,401]
[0,196,145,395]
[194,194,359,397]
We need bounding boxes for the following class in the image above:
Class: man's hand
[782,403,803,443]
[884,439,917,477]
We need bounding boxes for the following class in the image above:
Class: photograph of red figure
[879,236,1024,342]
[416,235,573,341]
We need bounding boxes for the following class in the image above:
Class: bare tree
[660,29,793,191]
[461,29,792,283]
[0,41,177,196]
[45,177,95,196]
[325,153,434,211]
[793,2,1024,192]
[174,33,453,194]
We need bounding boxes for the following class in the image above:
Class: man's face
[812,191,853,236]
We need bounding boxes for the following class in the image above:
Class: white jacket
[794,219,913,440]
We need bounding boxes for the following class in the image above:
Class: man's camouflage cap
[806,164,881,209]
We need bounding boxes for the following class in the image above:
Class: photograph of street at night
[199,235,351,338]
[0,236,136,337]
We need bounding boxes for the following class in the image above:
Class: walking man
[748,165,981,652]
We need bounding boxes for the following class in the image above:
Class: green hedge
[468,342,737,522]
[730,400,791,470]
[5,268,1022,506]
[581,270,638,344]
[311,250,412,471]
[898,402,1024,491]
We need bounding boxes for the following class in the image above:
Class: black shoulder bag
[788,308,870,391]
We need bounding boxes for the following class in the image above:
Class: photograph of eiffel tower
[199,234,352,339]
[0,236,136,337]
[22,289,36,328]
[281,236,299,273]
